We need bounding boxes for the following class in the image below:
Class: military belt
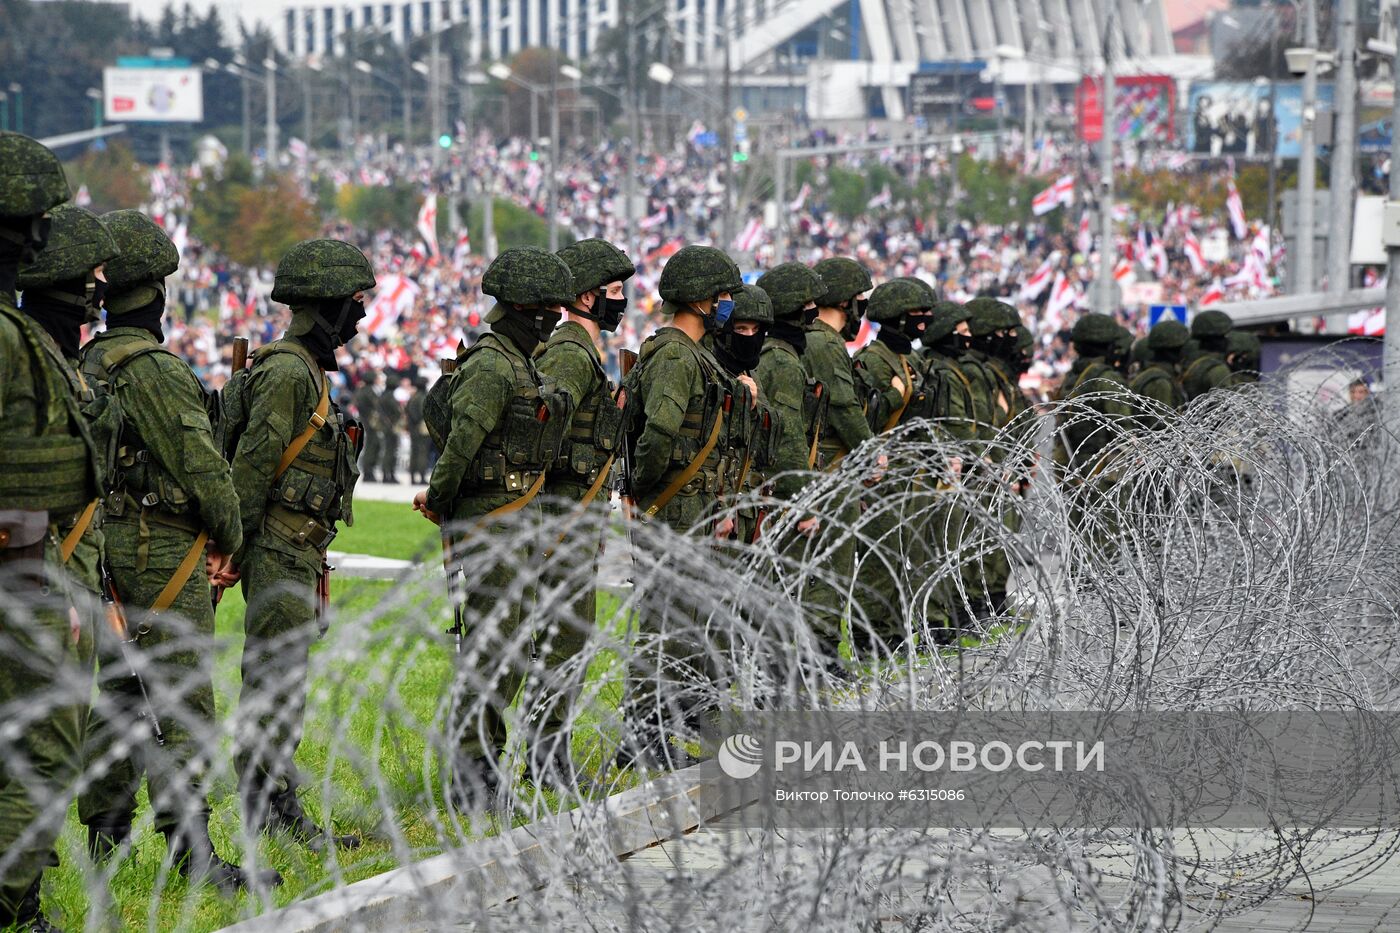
[263,502,338,551]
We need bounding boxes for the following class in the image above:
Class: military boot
[448,754,501,811]
[86,816,132,863]
[11,876,61,933]
[167,830,283,893]
[267,790,362,851]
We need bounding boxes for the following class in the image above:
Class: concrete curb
[326,550,416,581]
[218,761,752,932]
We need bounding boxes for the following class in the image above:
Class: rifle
[98,562,165,747]
[436,357,466,654]
[617,349,640,515]
[212,337,250,613]
[316,559,333,637]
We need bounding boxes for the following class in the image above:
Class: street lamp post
[1096,16,1117,317]
[1298,0,1319,294]
[488,63,555,249]
[356,60,416,145]
[8,83,22,135]
[264,58,279,163]
[85,87,103,131]
[232,56,251,155]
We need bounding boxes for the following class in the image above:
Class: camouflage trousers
[0,541,92,921]
[234,533,322,828]
[796,486,861,648]
[444,494,559,764]
[79,519,217,838]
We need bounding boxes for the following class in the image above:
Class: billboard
[103,65,203,123]
[1077,75,1175,143]
[1186,81,1333,159]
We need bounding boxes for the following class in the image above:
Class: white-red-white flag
[1019,251,1060,301]
[416,194,439,257]
[733,217,765,252]
[1032,175,1074,216]
[75,184,91,208]
[788,182,811,212]
[1226,178,1247,239]
[1046,271,1078,319]
[1183,231,1206,275]
[637,208,669,231]
[1150,240,1169,279]
[363,273,421,338]
[868,184,893,209]
[1113,257,1135,283]
[1199,282,1224,308]
[1076,213,1092,255]
[452,231,471,265]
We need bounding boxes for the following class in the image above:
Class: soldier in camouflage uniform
[709,283,780,546]
[1180,310,1235,401]
[354,375,386,482]
[229,239,371,849]
[753,262,824,501]
[406,380,431,483]
[531,238,634,780]
[377,381,402,482]
[1129,320,1189,429]
[620,245,745,764]
[1225,330,1261,385]
[0,132,100,933]
[852,279,936,648]
[415,247,572,801]
[74,210,278,889]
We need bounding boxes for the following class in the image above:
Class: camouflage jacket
[914,348,979,444]
[804,319,872,464]
[1129,362,1185,430]
[1180,351,1232,401]
[229,335,354,557]
[536,321,617,489]
[81,327,241,556]
[854,339,916,434]
[629,324,733,500]
[754,336,811,499]
[1056,357,1134,472]
[0,296,99,538]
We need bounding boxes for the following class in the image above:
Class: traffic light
[529,149,539,161]
[732,151,748,163]
[438,133,452,149]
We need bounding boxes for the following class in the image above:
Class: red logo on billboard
[111,97,136,113]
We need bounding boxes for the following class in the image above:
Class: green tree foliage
[952,154,1050,226]
[224,177,319,267]
[63,141,150,214]
[466,198,557,251]
[588,0,681,124]
[336,184,420,233]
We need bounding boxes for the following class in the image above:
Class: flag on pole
[734,217,765,252]
[1076,213,1092,255]
[788,182,811,213]
[452,230,471,265]
[363,273,421,337]
[638,208,669,231]
[1018,251,1060,302]
[417,194,439,257]
[1226,178,1247,239]
[1113,257,1135,283]
[1183,231,1206,275]
[1031,175,1074,215]
[868,185,893,209]
[1199,283,1224,308]
[1046,271,1078,318]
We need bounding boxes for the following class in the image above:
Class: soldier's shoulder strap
[91,335,169,379]
[550,324,608,380]
[761,337,801,361]
[252,337,322,386]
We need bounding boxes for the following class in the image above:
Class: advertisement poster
[1077,75,1175,143]
[1186,81,1333,158]
[103,65,204,123]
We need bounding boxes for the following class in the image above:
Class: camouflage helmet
[965,297,1019,337]
[1191,309,1233,338]
[731,283,773,325]
[865,278,932,322]
[0,132,69,219]
[555,237,634,295]
[898,276,940,307]
[480,246,575,308]
[271,238,376,303]
[1130,337,1150,367]
[18,205,118,289]
[1070,313,1121,349]
[657,245,742,304]
[812,257,873,308]
[1016,327,1034,355]
[1147,319,1190,351]
[755,262,825,319]
[1226,329,1261,367]
[925,300,972,343]
[1112,324,1134,360]
[101,210,179,291]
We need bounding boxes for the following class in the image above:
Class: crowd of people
[126,121,1317,452]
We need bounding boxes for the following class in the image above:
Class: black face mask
[802,305,819,325]
[715,325,767,375]
[840,310,860,342]
[600,295,627,332]
[532,307,563,342]
[122,291,167,343]
[491,307,558,356]
[88,276,109,322]
[901,314,931,342]
[770,319,808,355]
[319,296,367,346]
[877,321,914,355]
[20,283,88,359]
[1198,334,1228,355]
[855,297,870,318]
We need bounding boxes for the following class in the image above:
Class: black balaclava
[491,305,559,356]
[715,324,767,375]
[319,295,367,346]
[572,290,627,333]
[301,322,340,369]
[0,215,51,299]
[877,316,914,354]
[770,318,808,355]
[116,286,167,343]
[21,277,89,358]
[839,299,865,341]
[1197,334,1229,355]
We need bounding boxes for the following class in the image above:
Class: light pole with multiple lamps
[488,63,563,250]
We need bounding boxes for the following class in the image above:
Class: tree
[336,184,420,233]
[222,177,319,267]
[467,198,552,251]
[63,141,149,214]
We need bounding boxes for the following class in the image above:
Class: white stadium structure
[277,0,1213,120]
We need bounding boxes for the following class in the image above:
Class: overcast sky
[125,0,284,38]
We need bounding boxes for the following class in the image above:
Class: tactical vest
[625,328,734,498]
[426,333,568,495]
[1130,365,1185,410]
[548,327,625,486]
[233,339,361,530]
[80,334,200,519]
[0,301,96,516]
[1180,353,1229,401]
[855,341,917,433]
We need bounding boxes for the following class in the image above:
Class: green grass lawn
[41,502,640,932]
[331,498,438,562]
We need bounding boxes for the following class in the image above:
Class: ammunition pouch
[555,384,623,484]
[267,408,357,528]
[114,442,193,515]
[263,501,338,551]
[0,435,93,514]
